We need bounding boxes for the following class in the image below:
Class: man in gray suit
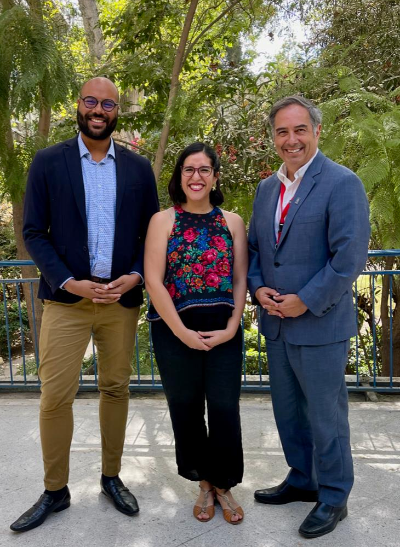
[248,96,370,538]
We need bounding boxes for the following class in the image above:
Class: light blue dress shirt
[61,134,142,289]
[78,133,116,279]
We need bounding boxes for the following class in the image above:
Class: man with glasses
[11,77,159,532]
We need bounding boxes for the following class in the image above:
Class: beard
[77,110,118,140]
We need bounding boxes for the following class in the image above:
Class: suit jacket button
[274,262,280,267]
[83,246,88,251]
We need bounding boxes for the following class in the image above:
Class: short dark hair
[268,96,322,135]
[168,142,224,206]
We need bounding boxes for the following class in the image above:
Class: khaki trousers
[39,299,139,490]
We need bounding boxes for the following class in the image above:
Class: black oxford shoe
[10,487,71,532]
[299,502,348,538]
[254,480,318,505]
[101,476,139,516]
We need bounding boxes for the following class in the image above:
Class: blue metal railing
[1,252,399,392]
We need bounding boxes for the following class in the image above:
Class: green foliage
[100,1,280,154]
[358,159,389,192]
[0,299,29,358]
[316,90,400,248]
[0,6,72,115]
[0,204,16,261]
[244,327,267,375]
[347,326,383,377]
[81,353,96,372]
[0,0,79,201]
[16,357,38,376]
[134,308,159,377]
[302,0,400,94]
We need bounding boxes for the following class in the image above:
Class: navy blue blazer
[23,136,159,308]
[248,151,370,345]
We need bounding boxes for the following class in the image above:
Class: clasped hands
[64,274,141,304]
[177,325,236,351]
[255,286,307,319]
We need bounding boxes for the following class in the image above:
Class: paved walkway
[1,394,399,547]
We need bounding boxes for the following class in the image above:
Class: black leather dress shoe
[10,487,71,532]
[299,502,348,538]
[254,480,318,505]
[101,476,139,516]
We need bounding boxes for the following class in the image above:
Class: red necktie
[276,183,290,245]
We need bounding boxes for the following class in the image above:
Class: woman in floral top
[145,142,247,525]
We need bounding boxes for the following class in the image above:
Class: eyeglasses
[79,95,119,112]
[181,166,213,177]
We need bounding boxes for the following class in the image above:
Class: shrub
[243,326,268,375]
[0,300,30,358]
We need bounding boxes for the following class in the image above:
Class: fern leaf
[320,132,345,160]
[339,75,361,93]
[357,158,390,191]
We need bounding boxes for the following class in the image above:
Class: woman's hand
[178,328,211,351]
[197,327,236,349]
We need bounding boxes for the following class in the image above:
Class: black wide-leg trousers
[151,309,244,490]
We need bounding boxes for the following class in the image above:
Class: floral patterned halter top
[147,205,234,321]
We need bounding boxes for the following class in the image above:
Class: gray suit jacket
[248,151,370,345]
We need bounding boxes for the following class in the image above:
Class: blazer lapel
[115,145,127,218]
[266,176,281,250]
[64,137,87,225]
[276,151,325,248]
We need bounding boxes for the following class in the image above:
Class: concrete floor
[0,393,399,547]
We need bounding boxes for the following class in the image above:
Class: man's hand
[255,286,284,318]
[64,279,120,304]
[92,274,141,303]
[274,294,308,318]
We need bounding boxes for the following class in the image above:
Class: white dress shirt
[274,150,319,239]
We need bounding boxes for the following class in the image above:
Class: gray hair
[268,96,322,135]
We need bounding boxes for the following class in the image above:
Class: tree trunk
[356,290,376,374]
[78,0,106,62]
[37,103,51,141]
[2,79,43,356]
[152,0,244,181]
[381,256,400,377]
[77,0,143,147]
[118,88,144,144]
[392,306,400,377]
[12,200,43,358]
[5,0,50,357]
[153,0,199,182]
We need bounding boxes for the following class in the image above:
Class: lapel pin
[295,198,301,204]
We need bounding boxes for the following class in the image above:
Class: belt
[90,276,111,284]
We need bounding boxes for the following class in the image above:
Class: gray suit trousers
[266,334,353,507]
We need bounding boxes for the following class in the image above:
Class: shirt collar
[78,132,115,160]
[277,149,319,185]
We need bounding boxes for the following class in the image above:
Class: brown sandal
[193,486,215,522]
[216,490,244,525]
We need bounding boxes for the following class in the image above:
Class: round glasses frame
[181,166,214,177]
[79,95,119,112]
